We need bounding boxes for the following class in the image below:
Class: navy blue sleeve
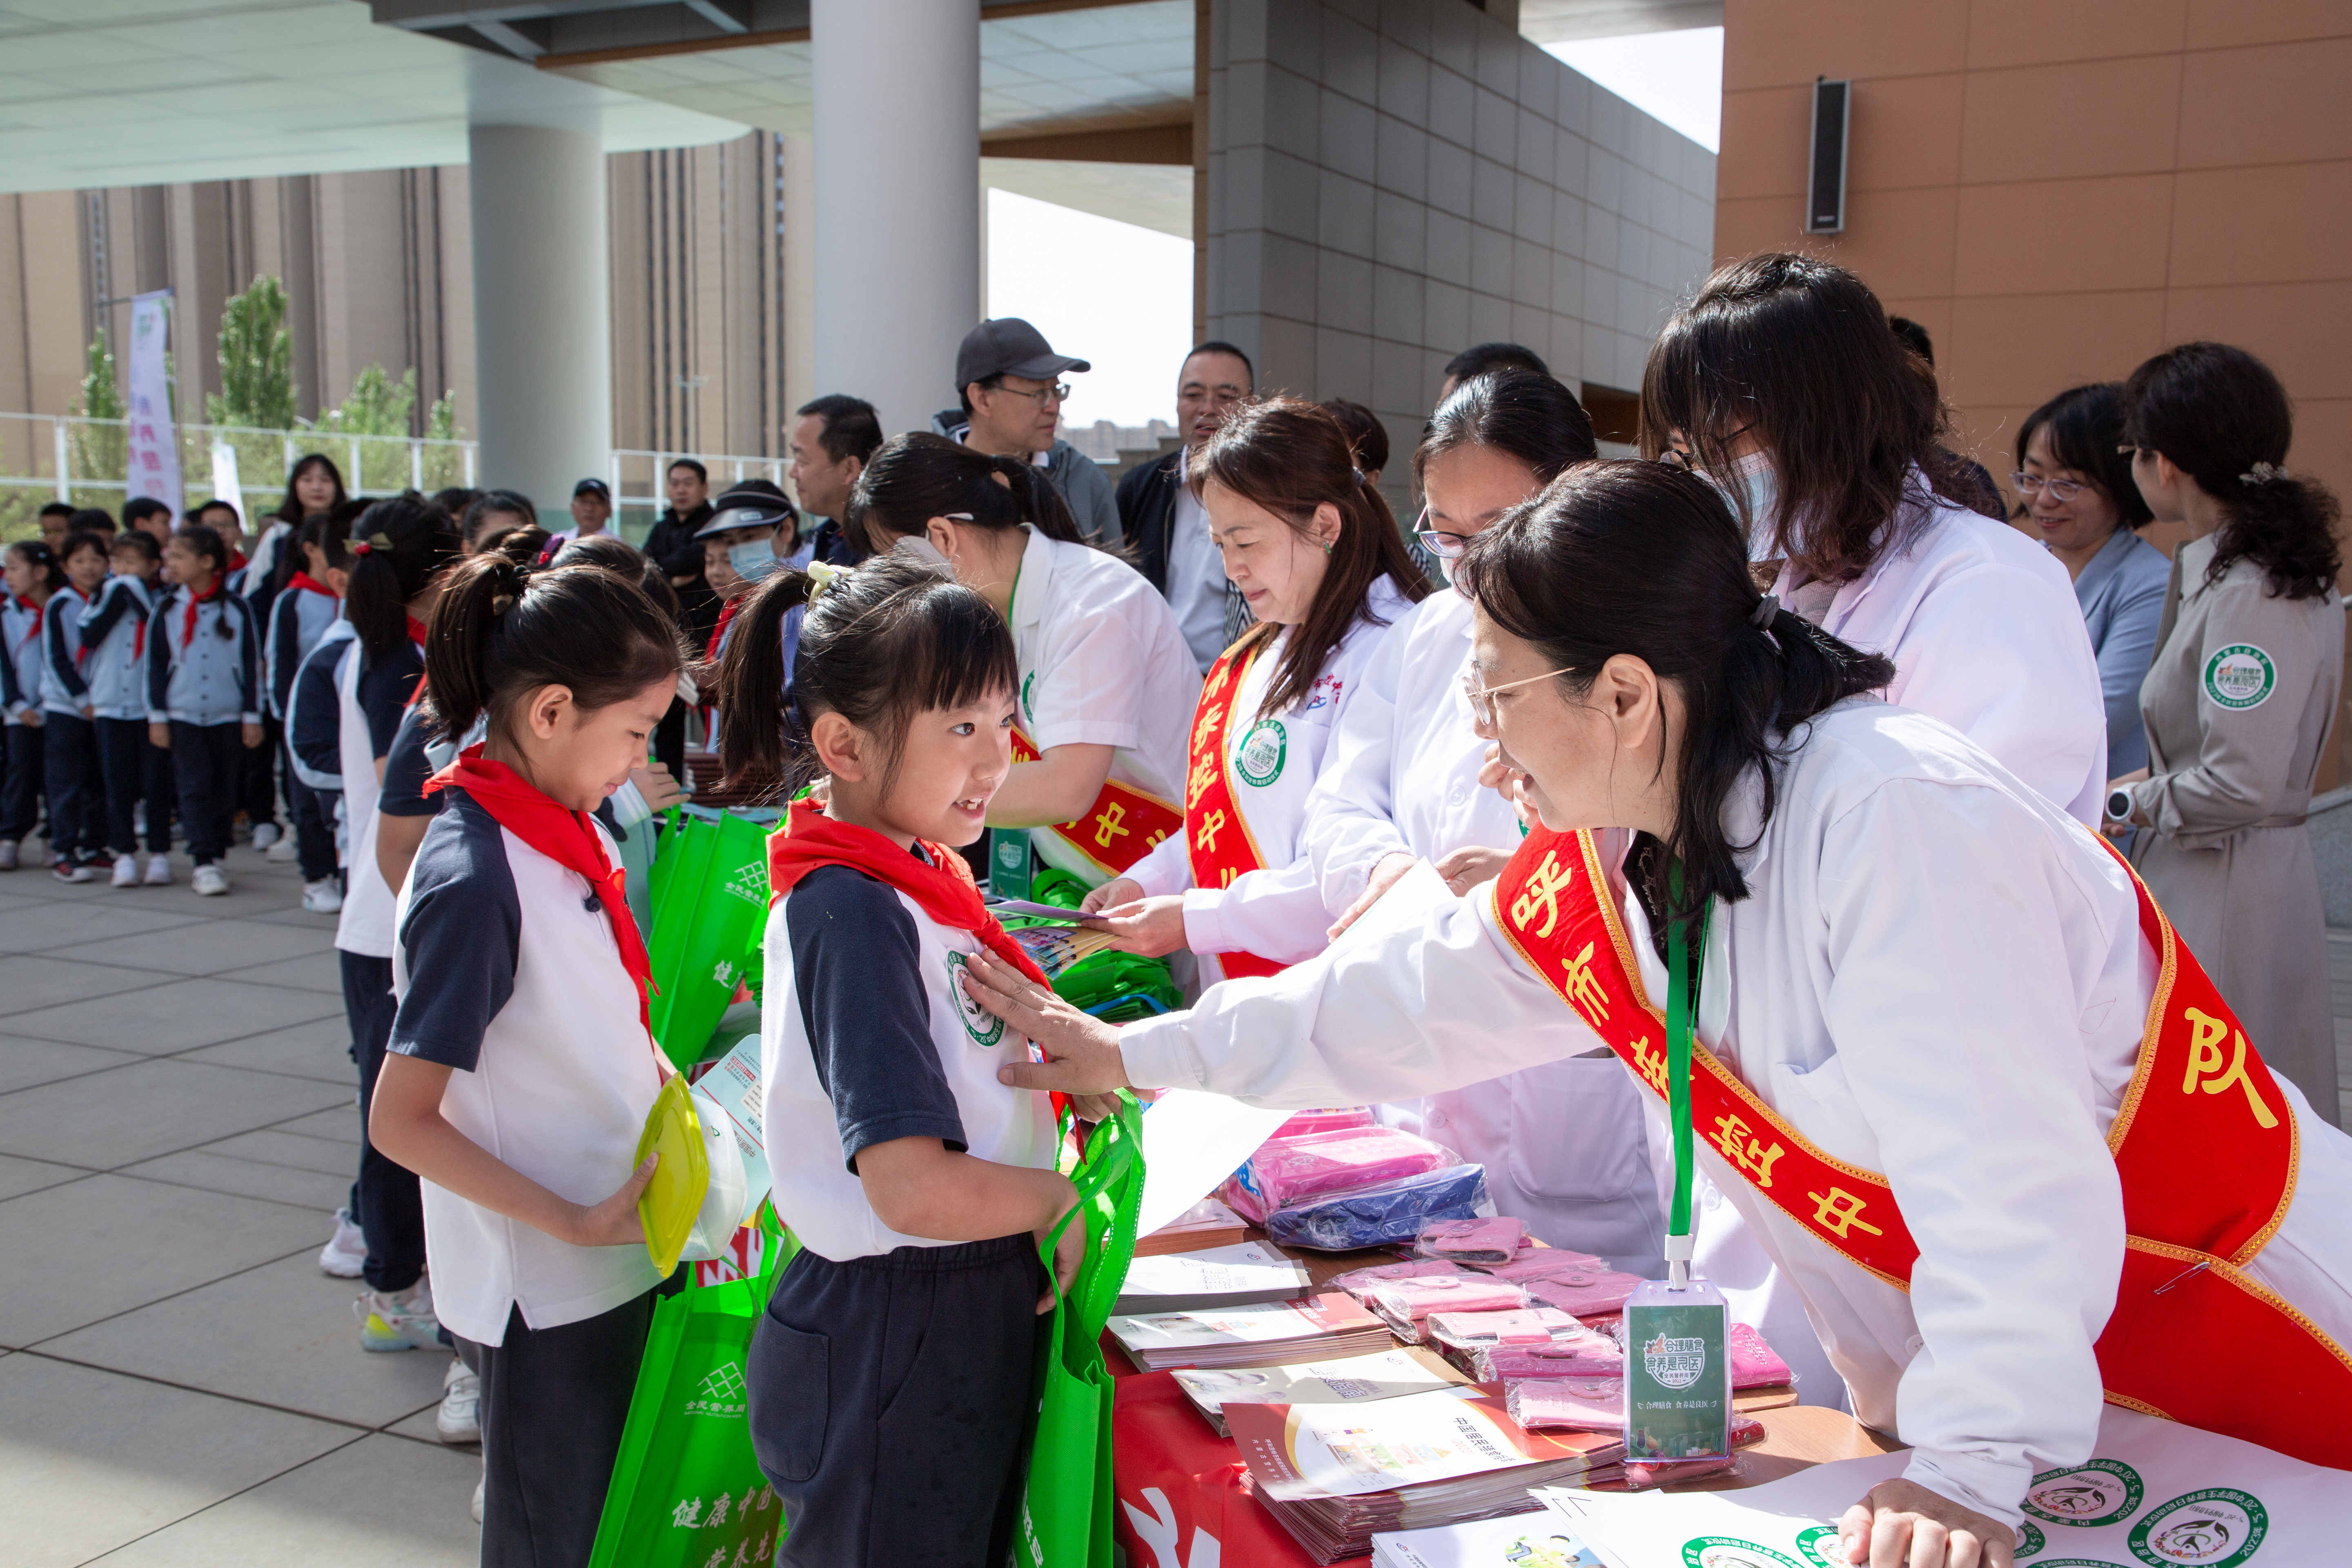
[44,599,85,699]
[356,646,422,759]
[0,621,20,711]
[268,595,302,717]
[145,589,172,715]
[78,581,135,649]
[388,792,520,1072]
[786,863,967,1171]
[287,642,346,786]
[235,595,260,717]
[376,704,444,819]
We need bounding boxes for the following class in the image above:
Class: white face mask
[727,539,781,581]
[1704,450,1782,562]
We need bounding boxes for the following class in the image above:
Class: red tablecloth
[1111,1368,1323,1568]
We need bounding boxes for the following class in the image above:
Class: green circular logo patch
[1793,1525,1838,1566]
[2201,644,2275,710]
[1020,670,1037,722]
[1235,719,1287,787]
[2025,1459,2145,1527]
[2128,1488,2267,1567]
[1680,1539,1803,1568]
[2017,1520,2047,1558]
[943,952,1004,1048]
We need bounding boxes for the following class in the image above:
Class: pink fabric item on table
[1471,1247,1610,1281]
[1324,1258,1470,1299]
[1507,1376,1627,1431]
[1521,1268,1644,1317]
[1413,1216,1528,1264]
[1425,1307,1587,1348]
[1476,1336,1626,1381]
[1269,1107,1376,1139]
[1728,1321,1793,1388]
[1219,1126,1456,1223]
[1363,1274,1528,1340]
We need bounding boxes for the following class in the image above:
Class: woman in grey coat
[2110,342,2344,1125]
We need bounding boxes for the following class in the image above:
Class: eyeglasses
[1462,666,1572,728]
[1413,508,1470,561]
[1658,423,1755,472]
[988,382,1071,407]
[2011,472,2092,503]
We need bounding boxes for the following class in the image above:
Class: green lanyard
[1664,890,1711,1286]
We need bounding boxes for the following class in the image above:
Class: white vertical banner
[125,290,180,520]
[209,440,242,516]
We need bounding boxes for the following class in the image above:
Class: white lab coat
[1119,697,2352,1530]
[1126,577,1415,982]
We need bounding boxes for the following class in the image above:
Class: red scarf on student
[288,571,336,599]
[13,597,40,644]
[181,579,223,646]
[767,798,1068,1118]
[424,746,656,1045]
[705,597,741,664]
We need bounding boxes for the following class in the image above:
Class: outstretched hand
[1835,1479,2014,1568]
[959,947,1135,1095]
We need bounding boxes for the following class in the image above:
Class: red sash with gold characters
[1491,824,2352,1468]
[1008,722,1181,880]
[1180,640,1283,980]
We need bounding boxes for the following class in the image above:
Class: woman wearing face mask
[2015,383,2168,776]
[1645,254,2107,824]
[851,434,1198,891]
[970,461,2352,1568]
[1076,399,1424,979]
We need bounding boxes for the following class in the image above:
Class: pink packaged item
[1472,1247,1610,1281]
[1413,1216,1528,1264]
[1730,1321,1794,1388]
[1362,1274,1528,1341]
[1506,1376,1626,1431]
[1522,1267,1644,1319]
[1476,1336,1625,1382]
[1607,1414,1765,1489]
[1324,1257,1469,1300]
[1426,1307,1583,1349]
[1270,1107,1377,1139]
[1220,1126,1455,1223]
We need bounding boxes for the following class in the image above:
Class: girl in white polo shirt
[1079,397,1424,983]
[713,552,1082,1567]
[366,555,686,1568]
[852,434,1198,891]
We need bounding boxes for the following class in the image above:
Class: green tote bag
[1016,1094,1147,1568]
[645,806,774,1060]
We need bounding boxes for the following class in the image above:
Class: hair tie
[353,541,372,555]
[2239,461,2290,487]
[805,559,849,603]
[1751,593,1780,628]
[1351,466,1368,487]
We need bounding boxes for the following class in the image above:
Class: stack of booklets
[1134,1194,1250,1257]
[1105,1292,1391,1372]
[1170,1345,1470,1437]
[1115,1241,1313,1316]
[1227,1388,1625,1563]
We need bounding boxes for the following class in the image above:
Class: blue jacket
[146,583,261,726]
[39,583,91,715]
[2071,526,2173,777]
[266,578,343,719]
[77,576,158,721]
[0,596,45,723]
[288,621,355,791]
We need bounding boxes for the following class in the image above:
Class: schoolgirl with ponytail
[366,554,686,1568]
[0,540,63,868]
[849,432,1199,893]
[2114,341,2345,1116]
[713,555,1085,1566]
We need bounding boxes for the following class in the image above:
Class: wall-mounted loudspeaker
[1806,77,1850,234]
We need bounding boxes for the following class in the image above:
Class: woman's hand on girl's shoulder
[959,949,1134,1096]
[564,1152,659,1248]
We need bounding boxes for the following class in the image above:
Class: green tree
[67,328,126,484]
[316,364,416,438]
[207,274,296,430]
[421,388,466,489]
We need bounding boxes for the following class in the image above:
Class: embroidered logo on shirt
[943,951,1006,1047]
[1234,719,1286,787]
[1020,670,1036,723]
[2024,1458,2145,1526]
[2129,1488,2267,1566]
[1303,673,1343,712]
[2202,644,2275,710]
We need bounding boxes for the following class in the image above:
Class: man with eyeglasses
[1114,340,1256,672]
[937,317,1123,548]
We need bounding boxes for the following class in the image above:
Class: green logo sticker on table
[1794,1525,1838,1566]
[1681,1539,1804,1568]
[945,952,1005,1047]
[1235,718,1286,786]
[2202,644,2275,710]
[2016,1521,2046,1558]
[2025,1458,2145,1527]
[2128,1489,2267,1567]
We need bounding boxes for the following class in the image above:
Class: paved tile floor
[5,839,2350,1568]
[0,842,480,1568]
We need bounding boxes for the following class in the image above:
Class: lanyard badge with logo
[1621,888,1733,1463]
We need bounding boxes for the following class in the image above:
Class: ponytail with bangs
[425,555,684,748]
[348,492,463,663]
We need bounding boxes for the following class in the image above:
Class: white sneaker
[251,822,282,851]
[354,1280,441,1351]
[143,853,172,886]
[436,1358,481,1443]
[110,855,140,889]
[318,1207,366,1278]
[470,1467,485,1523]
[302,878,343,913]
[191,863,229,897]
[267,835,300,863]
[53,858,94,883]
[0,839,17,871]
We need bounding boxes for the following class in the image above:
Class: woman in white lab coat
[969,461,2352,1568]
[1076,398,1423,982]
[849,434,1198,889]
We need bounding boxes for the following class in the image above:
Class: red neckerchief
[406,614,428,648]
[181,579,223,646]
[424,746,657,1052]
[132,583,147,661]
[228,550,248,572]
[288,572,336,599]
[767,798,1067,1118]
[705,597,741,664]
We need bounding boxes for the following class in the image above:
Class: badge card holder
[1622,898,1733,1463]
[989,826,1034,900]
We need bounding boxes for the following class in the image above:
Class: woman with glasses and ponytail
[1076,398,1423,982]
[2109,342,2345,1123]
[968,459,2352,1568]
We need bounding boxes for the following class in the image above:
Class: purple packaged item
[1413,1216,1527,1264]
[1260,1162,1491,1252]
[1220,1126,1455,1224]
[1323,1257,1469,1300]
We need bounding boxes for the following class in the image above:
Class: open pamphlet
[1171,1345,1469,1437]
[1106,1292,1389,1372]
[1116,1240,1312,1316]
[1371,1512,1603,1568]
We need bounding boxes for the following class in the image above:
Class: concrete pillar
[468,123,610,511]
[811,0,979,438]
[780,132,817,434]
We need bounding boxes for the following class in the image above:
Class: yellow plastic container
[634,1075,712,1275]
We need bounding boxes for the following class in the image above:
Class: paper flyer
[1133,1088,1292,1239]
[1173,1346,1465,1421]
[1535,1403,2347,1568]
[1230,1388,1594,1501]
[1109,1292,1376,1351]
[1372,1512,1604,1568]
[1121,1241,1307,1301]
[691,1033,769,1211]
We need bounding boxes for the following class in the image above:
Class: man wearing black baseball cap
[932,316,1122,546]
[546,476,612,550]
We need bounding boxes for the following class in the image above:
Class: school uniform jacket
[1116,696,2352,1531]
[145,584,261,726]
[1123,575,1414,980]
[0,597,46,723]
[266,576,343,719]
[286,622,356,793]
[39,583,91,716]
[76,576,157,721]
